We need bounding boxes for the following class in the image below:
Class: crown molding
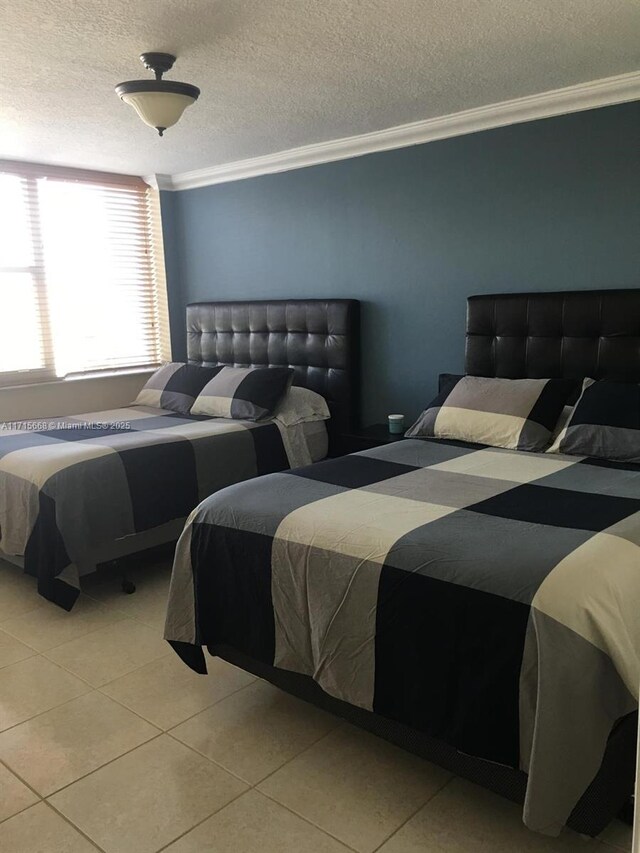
[163,71,640,191]
[143,173,174,191]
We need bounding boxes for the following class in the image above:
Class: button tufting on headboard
[186,299,360,440]
[466,290,640,381]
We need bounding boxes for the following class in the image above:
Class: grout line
[0,605,50,629]
[369,774,456,852]
[0,756,42,825]
[0,649,173,737]
[3,610,129,657]
[43,799,109,852]
[258,796,363,853]
[41,730,165,800]
[0,644,37,671]
[256,787,361,852]
[251,720,343,789]
[254,725,457,853]
[0,658,93,737]
[25,650,312,805]
[98,666,258,734]
[163,701,339,790]
[164,728,257,787]
[152,785,251,853]
[245,725,364,850]
[0,799,40,827]
[41,642,173,689]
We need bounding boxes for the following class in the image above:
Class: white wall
[0,371,152,422]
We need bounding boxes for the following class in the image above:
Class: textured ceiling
[1,0,639,177]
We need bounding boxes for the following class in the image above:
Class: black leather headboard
[466,289,640,381]
[186,299,360,437]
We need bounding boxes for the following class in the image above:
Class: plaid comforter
[165,438,640,834]
[0,406,293,609]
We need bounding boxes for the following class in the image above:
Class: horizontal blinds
[0,163,170,385]
[0,173,54,384]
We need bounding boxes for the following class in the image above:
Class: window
[0,162,170,387]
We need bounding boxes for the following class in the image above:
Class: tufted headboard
[186,299,360,441]
[466,289,640,382]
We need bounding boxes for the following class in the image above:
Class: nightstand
[336,424,407,455]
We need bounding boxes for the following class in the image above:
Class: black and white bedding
[165,437,640,835]
[0,405,320,609]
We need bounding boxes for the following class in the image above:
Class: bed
[0,298,359,609]
[164,288,639,838]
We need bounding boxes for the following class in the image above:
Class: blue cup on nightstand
[388,414,405,434]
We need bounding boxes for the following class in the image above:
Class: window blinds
[0,161,170,386]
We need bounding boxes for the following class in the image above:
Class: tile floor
[0,557,633,853]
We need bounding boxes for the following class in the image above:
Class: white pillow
[273,386,330,427]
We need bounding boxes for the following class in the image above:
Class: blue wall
[162,103,639,425]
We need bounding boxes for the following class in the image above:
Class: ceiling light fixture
[115,53,200,137]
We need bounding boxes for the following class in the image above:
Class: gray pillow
[191,366,294,421]
[406,375,575,451]
[134,363,220,414]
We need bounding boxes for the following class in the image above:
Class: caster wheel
[121,579,136,594]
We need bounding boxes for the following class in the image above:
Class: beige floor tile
[258,724,451,853]
[0,690,159,796]
[172,680,338,784]
[0,761,39,821]
[0,562,41,622]
[102,654,255,730]
[0,802,97,853]
[0,656,89,733]
[116,590,170,630]
[377,778,595,853]
[1,596,121,652]
[46,618,171,687]
[600,818,633,851]
[49,734,247,853]
[0,628,34,669]
[84,562,172,629]
[164,789,352,853]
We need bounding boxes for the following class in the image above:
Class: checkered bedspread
[165,438,640,834]
[0,406,292,609]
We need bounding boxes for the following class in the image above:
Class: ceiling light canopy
[115,53,200,137]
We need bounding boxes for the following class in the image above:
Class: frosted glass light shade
[120,91,197,134]
[115,60,200,136]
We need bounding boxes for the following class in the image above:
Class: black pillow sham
[549,380,640,462]
[191,366,294,421]
[134,362,221,415]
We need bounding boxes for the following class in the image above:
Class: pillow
[134,362,219,415]
[273,386,330,427]
[548,379,640,461]
[549,405,575,443]
[405,375,575,451]
[191,366,294,421]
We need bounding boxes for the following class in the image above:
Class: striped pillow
[191,366,294,421]
[406,375,575,451]
[134,363,219,414]
[548,379,640,461]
